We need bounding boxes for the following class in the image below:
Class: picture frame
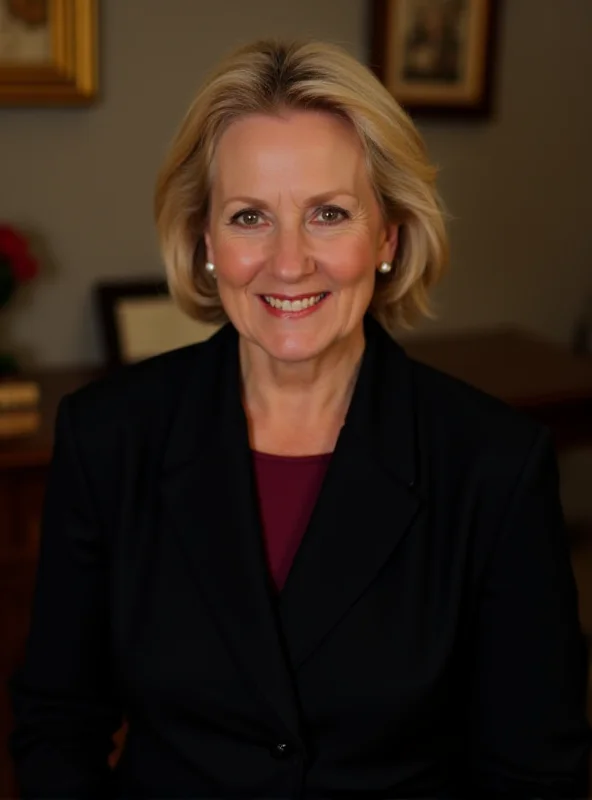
[369,0,499,117]
[0,0,98,106]
[95,280,220,368]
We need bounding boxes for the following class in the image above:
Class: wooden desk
[1,329,591,796]
[0,369,100,561]
[0,368,99,797]
[405,326,592,450]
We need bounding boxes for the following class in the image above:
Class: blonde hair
[154,39,448,332]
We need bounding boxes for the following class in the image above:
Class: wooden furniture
[0,368,99,798]
[0,369,100,562]
[1,328,591,796]
[405,326,592,450]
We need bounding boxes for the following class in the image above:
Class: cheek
[321,237,376,285]
[214,238,264,287]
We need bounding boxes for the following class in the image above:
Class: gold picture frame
[0,0,98,106]
[369,0,499,116]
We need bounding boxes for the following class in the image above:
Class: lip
[259,292,327,301]
[258,291,330,318]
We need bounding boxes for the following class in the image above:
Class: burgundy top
[252,451,332,592]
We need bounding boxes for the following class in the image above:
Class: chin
[257,332,330,364]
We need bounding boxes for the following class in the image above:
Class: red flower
[0,225,28,258]
[0,225,38,284]
[12,252,37,282]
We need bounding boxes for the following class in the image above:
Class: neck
[239,326,365,453]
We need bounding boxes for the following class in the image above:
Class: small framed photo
[0,0,98,106]
[95,280,219,368]
[369,0,499,116]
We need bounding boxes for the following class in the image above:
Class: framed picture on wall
[369,0,499,116]
[0,0,98,106]
[95,280,220,368]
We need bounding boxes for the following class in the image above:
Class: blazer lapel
[279,316,423,669]
[159,326,300,738]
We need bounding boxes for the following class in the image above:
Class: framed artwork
[0,0,98,106]
[95,280,220,368]
[369,0,499,116]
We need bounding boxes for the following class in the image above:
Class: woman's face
[205,110,398,365]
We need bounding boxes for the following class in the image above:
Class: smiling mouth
[261,292,329,312]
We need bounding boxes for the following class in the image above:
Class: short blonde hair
[154,39,448,332]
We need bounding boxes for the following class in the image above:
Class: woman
[9,39,590,798]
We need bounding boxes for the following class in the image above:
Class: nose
[268,226,315,283]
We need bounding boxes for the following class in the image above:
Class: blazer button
[270,741,293,759]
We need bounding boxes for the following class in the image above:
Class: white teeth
[263,293,325,312]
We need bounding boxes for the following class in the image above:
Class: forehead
[211,110,371,196]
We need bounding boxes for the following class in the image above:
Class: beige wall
[1,0,591,368]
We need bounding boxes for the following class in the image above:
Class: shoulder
[408,353,549,481]
[368,317,548,483]
[411,354,541,441]
[63,324,232,443]
[405,355,559,569]
[368,312,546,465]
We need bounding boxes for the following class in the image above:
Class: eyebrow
[222,191,358,210]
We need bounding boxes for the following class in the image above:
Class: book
[0,409,41,437]
[0,380,40,410]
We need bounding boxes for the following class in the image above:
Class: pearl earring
[205,261,216,275]
[378,261,392,274]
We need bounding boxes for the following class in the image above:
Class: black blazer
[9,316,591,799]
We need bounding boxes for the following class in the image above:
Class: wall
[0,0,591,368]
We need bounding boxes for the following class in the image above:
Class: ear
[379,223,399,265]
